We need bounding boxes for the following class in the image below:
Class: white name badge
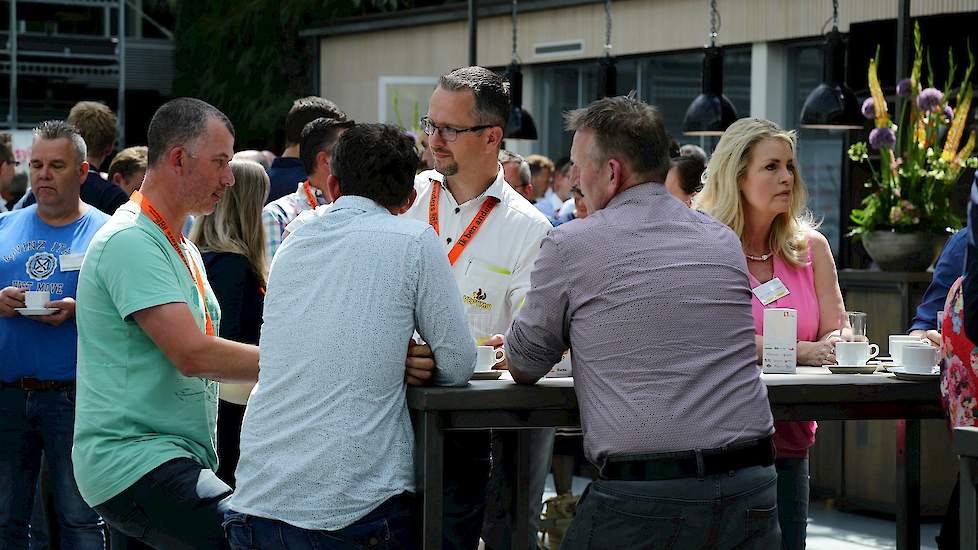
[752,277,790,306]
[59,253,85,272]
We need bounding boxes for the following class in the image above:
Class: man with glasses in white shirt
[408,66,552,550]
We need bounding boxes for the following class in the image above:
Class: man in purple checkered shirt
[503,96,779,549]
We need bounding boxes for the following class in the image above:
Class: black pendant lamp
[682,0,738,136]
[800,0,863,129]
[597,0,616,98]
[505,0,537,140]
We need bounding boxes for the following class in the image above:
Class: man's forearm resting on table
[133,302,260,383]
[504,328,558,385]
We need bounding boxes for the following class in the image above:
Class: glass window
[532,49,750,161]
[638,47,751,150]
[785,42,845,258]
[532,59,637,160]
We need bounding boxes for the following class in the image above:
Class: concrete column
[750,42,787,127]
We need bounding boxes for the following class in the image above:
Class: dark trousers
[775,457,809,550]
[217,400,246,488]
[562,465,780,549]
[94,457,232,550]
[441,432,492,550]
[225,493,417,550]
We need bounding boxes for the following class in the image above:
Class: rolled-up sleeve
[505,233,569,380]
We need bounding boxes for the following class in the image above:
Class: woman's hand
[797,339,837,366]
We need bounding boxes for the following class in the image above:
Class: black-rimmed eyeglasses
[419,117,493,143]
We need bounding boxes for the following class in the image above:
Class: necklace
[744,250,773,262]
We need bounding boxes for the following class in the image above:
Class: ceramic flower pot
[861,230,947,272]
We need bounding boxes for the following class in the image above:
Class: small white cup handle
[493,348,506,365]
[868,344,879,359]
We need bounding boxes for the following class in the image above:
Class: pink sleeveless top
[748,241,819,458]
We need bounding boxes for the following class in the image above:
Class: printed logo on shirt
[26,252,57,281]
[463,288,492,310]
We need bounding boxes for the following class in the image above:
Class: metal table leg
[420,411,444,550]
[962,456,978,550]
[897,419,921,550]
[512,430,531,549]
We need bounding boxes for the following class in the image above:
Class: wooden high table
[408,367,943,550]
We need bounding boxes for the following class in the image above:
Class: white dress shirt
[407,168,552,339]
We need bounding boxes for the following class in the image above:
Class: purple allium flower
[869,127,897,150]
[861,97,876,119]
[945,105,954,121]
[917,88,944,112]
[896,78,912,97]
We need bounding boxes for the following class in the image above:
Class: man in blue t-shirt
[0,120,110,548]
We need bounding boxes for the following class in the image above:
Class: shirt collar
[294,180,326,199]
[431,164,507,204]
[604,182,665,209]
[330,194,389,214]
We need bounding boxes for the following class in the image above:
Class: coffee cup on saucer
[835,341,879,366]
[475,346,505,372]
[901,343,939,374]
[24,290,50,309]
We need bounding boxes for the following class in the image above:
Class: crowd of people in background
[1,61,976,550]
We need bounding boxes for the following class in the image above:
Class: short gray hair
[564,96,671,183]
[498,149,530,187]
[439,66,511,128]
[147,97,234,167]
[33,120,87,167]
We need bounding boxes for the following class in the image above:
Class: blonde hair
[695,118,816,267]
[189,160,270,287]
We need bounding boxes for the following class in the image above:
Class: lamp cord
[511,0,518,63]
[709,0,720,47]
[604,0,612,55]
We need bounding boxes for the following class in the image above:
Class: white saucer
[826,365,880,374]
[471,371,503,380]
[889,366,939,380]
[15,307,58,316]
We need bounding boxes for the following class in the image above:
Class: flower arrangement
[848,23,978,237]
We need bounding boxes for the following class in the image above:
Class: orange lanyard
[302,180,318,210]
[428,180,499,266]
[130,191,215,336]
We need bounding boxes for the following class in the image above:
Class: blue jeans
[224,493,417,550]
[561,465,780,549]
[775,457,809,550]
[93,457,232,550]
[0,386,105,549]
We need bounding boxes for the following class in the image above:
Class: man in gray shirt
[504,96,779,549]
[227,123,476,549]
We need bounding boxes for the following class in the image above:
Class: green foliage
[848,22,976,238]
[171,0,386,150]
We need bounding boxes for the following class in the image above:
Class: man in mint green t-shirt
[73,98,261,549]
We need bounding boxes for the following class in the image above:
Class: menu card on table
[763,308,797,374]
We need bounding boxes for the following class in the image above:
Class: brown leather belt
[0,378,75,391]
[600,436,775,481]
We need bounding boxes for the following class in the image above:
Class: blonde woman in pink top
[697,118,846,550]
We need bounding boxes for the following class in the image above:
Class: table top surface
[407,367,941,416]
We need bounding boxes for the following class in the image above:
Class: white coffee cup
[24,290,50,309]
[476,346,505,372]
[889,335,928,365]
[835,341,880,365]
[902,343,939,374]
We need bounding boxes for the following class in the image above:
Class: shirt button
[454,207,460,214]
[447,238,453,244]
